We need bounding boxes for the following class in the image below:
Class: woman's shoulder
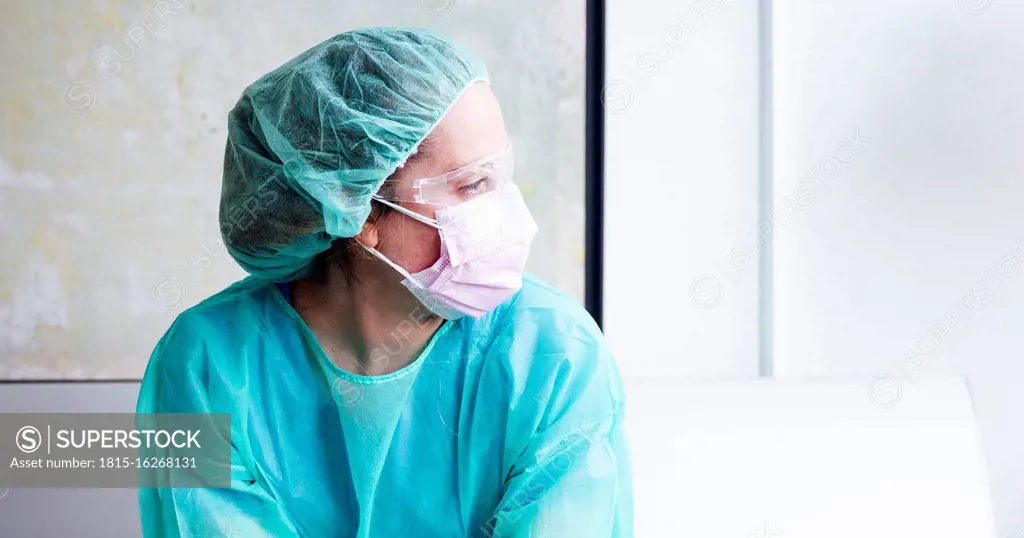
[144,278,276,379]
[157,277,273,346]
[484,273,623,395]
[478,274,626,439]
[497,273,603,341]
[139,277,278,413]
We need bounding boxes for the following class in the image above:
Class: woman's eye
[459,177,489,194]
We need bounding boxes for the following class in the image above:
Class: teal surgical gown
[137,274,633,537]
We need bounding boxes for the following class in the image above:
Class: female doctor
[137,27,633,537]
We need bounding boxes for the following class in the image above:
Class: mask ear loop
[358,242,426,289]
[358,198,442,289]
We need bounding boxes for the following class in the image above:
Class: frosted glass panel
[604,0,760,377]
[0,0,584,379]
[771,1,1024,534]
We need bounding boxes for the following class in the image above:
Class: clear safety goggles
[383,143,514,207]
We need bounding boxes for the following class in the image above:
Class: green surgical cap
[219,27,489,281]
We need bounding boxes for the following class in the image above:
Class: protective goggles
[383,143,514,207]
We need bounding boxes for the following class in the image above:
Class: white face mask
[360,184,538,319]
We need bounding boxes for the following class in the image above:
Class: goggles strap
[372,196,441,229]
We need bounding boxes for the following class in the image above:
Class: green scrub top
[137,273,633,537]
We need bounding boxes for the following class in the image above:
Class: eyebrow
[444,142,510,173]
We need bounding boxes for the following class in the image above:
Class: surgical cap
[219,27,489,281]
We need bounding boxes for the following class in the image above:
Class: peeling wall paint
[0,0,585,379]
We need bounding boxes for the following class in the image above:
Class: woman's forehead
[386,83,507,195]
[428,84,508,169]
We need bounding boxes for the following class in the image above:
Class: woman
[138,27,633,537]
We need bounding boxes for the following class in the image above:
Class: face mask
[360,184,538,319]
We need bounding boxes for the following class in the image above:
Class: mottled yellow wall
[0,0,584,379]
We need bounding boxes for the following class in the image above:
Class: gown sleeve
[487,316,634,538]
[136,311,300,538]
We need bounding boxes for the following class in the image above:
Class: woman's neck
[291,264,443,377]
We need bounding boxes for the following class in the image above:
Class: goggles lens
[384,143,514,206]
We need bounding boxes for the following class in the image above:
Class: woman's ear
[354,220,380,249]
[354,203,387,249]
